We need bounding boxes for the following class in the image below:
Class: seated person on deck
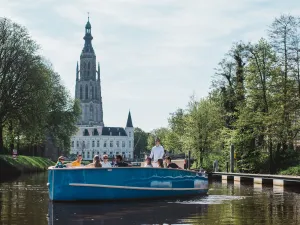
[165,156,181,169]
[69,154,82,167]
[157,159,164,168]
[144,157,153,167]
[55,156,66,168]
[86,155,102,168]
[114,155,131,167]
[101,154,112,168]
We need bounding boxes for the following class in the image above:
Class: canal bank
[0,155,55,181]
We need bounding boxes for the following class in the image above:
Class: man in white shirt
[149,138,164,167]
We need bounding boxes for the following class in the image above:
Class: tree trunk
[269,141,273,174]
[0,123,3,153]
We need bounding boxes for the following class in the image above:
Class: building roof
[102,127,127,136]
[126,111,133,127]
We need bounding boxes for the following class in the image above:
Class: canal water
[0,173,300,225]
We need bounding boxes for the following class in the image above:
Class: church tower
[75,17,104,126]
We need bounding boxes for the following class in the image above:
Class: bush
[279,165,300,176]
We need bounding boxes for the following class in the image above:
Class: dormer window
[83,129,89,136]
[93,128,99,136]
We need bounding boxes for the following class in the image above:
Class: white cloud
[1,0,299,131]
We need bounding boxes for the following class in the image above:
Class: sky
[1,0,300,132]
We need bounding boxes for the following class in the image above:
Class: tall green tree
[0,18,80,155]
[133,127,148,157]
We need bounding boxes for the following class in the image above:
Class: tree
[133,127,148,157]
[0,18,40,152]
[183,96,222,168]
[0,18,80,155]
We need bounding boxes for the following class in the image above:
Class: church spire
[82,15,94,54]
[97,62,100,80]
[126,111,133,127]
[76,61,79,80]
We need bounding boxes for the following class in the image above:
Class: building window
[129,141,131,148]
[83,152,85,158]
[97,151,99,155]
[87,152,90,159]
[83,129,89,136]
[129,132,131,137]
[116,141,120,148]
[104,152,107,155]
[90,105,93,120]
[92,86,94,99]
[77,141,79,147]
[110,141,113,147]
[97,140,99,147]
[72,141,74,147]
[104,141,107,147]
[92,141,95,147]
[88,62,90,69]
[122,141,125,148]
[85,84,88,99]
[80,85,83,99]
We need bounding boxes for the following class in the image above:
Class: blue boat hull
[47,167,208,201]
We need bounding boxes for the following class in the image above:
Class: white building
[70,17,134,160]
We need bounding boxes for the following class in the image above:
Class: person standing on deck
[149,138,165,167]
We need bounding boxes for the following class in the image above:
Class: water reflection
[48,199,209,225]
[1,173,300,225]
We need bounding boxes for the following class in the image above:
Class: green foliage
[279,166,300,176]
[0,18,80,155]
[0,155,55,172]
[134,127,149,157]
[146,14,300,174]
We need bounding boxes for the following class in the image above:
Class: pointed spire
[97,62,100,80]
[126,110,133,127]
[76,61,79,80]
[82,16,94,54]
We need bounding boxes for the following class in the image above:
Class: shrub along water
[0,155,55,181]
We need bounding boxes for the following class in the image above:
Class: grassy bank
[279,165,300,176]
[0,155,55,180]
